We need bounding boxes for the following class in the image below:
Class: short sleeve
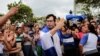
[79,34,88,46]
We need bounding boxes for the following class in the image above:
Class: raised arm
[0,6,18,26]
[50,19,64,36]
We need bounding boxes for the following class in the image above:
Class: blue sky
[0,0,74,17]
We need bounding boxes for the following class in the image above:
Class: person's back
[83,33,98,53]
[79,24,99,56]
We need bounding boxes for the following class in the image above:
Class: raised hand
[50,18,65,36]
[7,6,19,17]
[55,18,65,30]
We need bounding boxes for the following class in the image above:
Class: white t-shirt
[80,33,98,53]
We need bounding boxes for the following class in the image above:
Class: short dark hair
[24,24,29,28]
[46,14,56,22]
[16,27,21,31]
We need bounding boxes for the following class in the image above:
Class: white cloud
[0,0,74,17]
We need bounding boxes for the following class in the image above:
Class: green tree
[75,0,100,14]
[75,0,100,8]
[8,2,34,23]
[75,0,100,20]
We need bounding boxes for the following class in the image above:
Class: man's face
[24,27,29,33]
[17,28,23,34]
[46,16,55,29]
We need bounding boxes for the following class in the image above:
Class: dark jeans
[85,52,100,56]
[22,45,35,56]
[63,45,76,56]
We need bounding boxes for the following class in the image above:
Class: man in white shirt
[40,14,64,56]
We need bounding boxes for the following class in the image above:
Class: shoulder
[88,33,98,38]
[40,31,52,38]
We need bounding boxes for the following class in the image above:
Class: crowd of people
[0,6,100,56]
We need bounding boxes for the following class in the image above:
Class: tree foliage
[75,0,100,20]
[7,2,34,23]
[75,0,100,8]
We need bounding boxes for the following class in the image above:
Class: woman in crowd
[32,23,43,56]
[79,24,99,56]
[61,25,76,56]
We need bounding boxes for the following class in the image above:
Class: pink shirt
[78,32,84,39]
